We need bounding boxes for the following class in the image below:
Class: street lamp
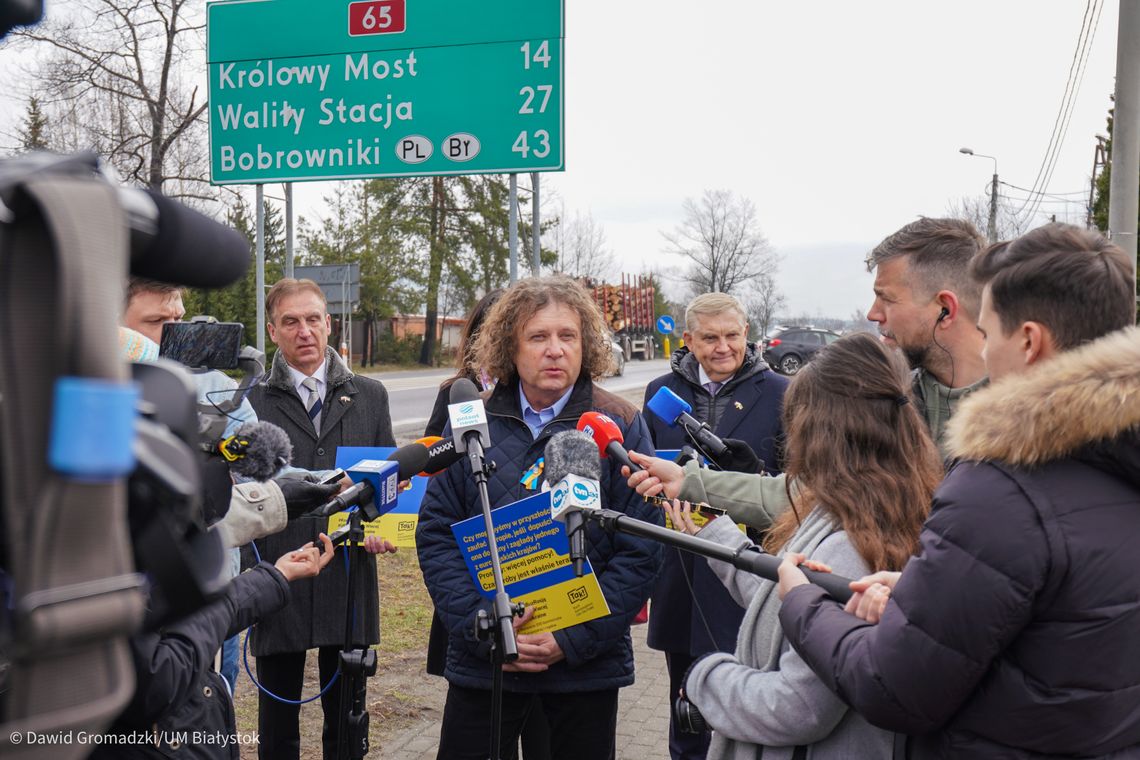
[959,147,999,242]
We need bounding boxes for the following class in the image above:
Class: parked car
[609,339,626,376]
[761,326,841,375]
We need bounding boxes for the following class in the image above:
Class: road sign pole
[532,172,541,275]
[509,173,519,283]
[256,183,266,354]
[285,182,295,278]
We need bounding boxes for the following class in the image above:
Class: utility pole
[959,147,999,241]
[1108,0,1139,312]
[1088,136,1108,229]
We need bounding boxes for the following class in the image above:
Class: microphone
[311,442,429,520]
[214,420,292,481]
[414,435,464,476]
[577,411,641,473]
[645,387,729,458]
[124,187,251,288]
[447,378,490,455]
[544,430,602,577]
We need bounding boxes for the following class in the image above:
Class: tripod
[329,509,378,760]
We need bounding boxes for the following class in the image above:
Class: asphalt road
[360,358,671,441]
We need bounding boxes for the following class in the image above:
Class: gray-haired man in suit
[246,278,395,760]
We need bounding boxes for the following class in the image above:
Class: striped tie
[302,376,322,434]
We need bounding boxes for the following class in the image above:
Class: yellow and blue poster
[329,446,427,548]
[451,490,611,635]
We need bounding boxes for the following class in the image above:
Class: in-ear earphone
[937,307,950,323]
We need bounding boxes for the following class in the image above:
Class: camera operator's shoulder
[593,385,638,427]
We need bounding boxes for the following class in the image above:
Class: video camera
[0,149,251,757]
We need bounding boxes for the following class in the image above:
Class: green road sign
[207,0,564,184]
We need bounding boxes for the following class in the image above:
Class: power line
[1016,0,1103,220]
[1027,0,1105,221]
[999,180,1087,197]
[999,194,1087,206]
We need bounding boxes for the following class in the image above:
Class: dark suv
[761,326,841,375]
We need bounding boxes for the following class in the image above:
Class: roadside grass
[376,549,434,658]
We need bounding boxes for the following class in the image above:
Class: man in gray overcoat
[246,278,395,760]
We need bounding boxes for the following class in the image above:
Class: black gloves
[275,478,341,518]
[710,438,765,475]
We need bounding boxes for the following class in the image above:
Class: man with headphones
[864,217,989,454]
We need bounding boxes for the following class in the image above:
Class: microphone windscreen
[544,430,602,487]
[448,376,481,405]
[133,189,251,288]
[230,420,292,481]
[576,411,624,456]
[646,386,691,428]
[386,442,430,480]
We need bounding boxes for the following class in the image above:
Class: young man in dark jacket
[777,224,1140,758]
[417,276,663,760]
[642,292,788,760]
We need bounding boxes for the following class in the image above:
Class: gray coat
[245,347,395,655]
[686,511,895,760]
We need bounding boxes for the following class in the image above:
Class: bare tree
[742,267,786,339]
[560,210,616,281]
[662,189,778,296]
[10,0,215,204]
[846,308,877,334]
[946,195,1031,243]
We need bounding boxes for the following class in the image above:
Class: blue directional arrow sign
[656,315,675,335]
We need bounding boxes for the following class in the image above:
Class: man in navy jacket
[417,276,663,760]
[643,292,787,760]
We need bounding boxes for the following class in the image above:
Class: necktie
[704,381,722,396]
[302,376,322,434]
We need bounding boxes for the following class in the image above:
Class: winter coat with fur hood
[779,326,1140,759]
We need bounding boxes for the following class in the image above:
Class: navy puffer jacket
[417,374,664,692]
[780,327,1140,758]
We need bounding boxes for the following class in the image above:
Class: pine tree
[18,96,50,151]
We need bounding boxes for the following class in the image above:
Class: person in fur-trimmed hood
[775,223,1140,759]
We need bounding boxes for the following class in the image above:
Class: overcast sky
[3,1,1122,320]
[316,0,1124,319]
[538,0,1122,318]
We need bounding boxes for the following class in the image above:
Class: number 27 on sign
[348,0,406,36]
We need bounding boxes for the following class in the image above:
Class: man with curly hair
[417,275,664,760]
